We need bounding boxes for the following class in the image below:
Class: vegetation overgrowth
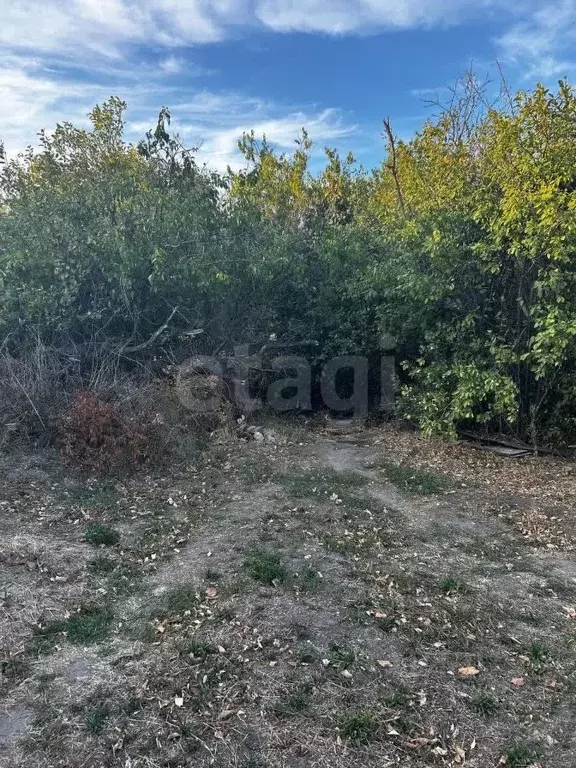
[3,74,576,446]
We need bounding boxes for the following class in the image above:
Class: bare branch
[121,306,180,354]
[383,117,406,215]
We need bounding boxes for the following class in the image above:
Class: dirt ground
[1,420,576,767]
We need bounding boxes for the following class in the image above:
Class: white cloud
[256,0,503,34]
[0,0,571,171]
[159,55,184,74]
[0,50,356,173]
[0,0,514,62]
[497,0,576,79]
[193,109,357,171]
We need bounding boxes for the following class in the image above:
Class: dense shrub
[60,391,153,474]
[3,79,576,446]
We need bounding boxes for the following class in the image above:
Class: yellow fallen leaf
[458,666,480,677]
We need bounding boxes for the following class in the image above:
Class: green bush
[3,80,576,446]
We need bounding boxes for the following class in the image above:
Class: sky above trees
[1,0,575,169]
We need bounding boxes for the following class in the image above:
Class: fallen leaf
[377,659,393,668]
[453,745,466,762]
[458,666,480,677]
[511,677,526,687]
[404,737,430,749]
[205,586,218,600]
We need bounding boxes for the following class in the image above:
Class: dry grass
[1,421,576,767]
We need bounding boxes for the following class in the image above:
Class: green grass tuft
[272,682,313,718]
[154,585,200,617]
[294,645,320,665]
[528,640,548,665]
[88,556,117,574]
[440,576,469,594]
[295,566,322,593]
[32,605,113,652]
[244,550,286,585]
[178,639,217,659]
[275,469,365,499]
[338,711,378,744]
[504,741,541,767]
[85,524,120,547]
[470,691,500,717]
[85,703,110,735]
[328,645,355,670]
[381,461,452,495]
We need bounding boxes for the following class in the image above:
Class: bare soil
[1,421,575,767]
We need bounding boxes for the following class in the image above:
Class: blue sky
[1,0,575,171]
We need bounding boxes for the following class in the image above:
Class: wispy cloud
[193,109,357,171]
[2,0,511,63]
[0,1,571,170]
[497,0,576,79]
[0,48,356,173]
[256,0,505,34]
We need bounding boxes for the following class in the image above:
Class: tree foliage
[3,79,576,444]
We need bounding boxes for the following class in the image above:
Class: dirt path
[1,425,575,767]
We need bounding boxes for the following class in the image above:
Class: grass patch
[470,691,500,717]
[380,461,452,495]
[85,703,110,735]
[85,524,120,547]
[88,556,117,574]
[322,535,355,554]
[504,741,541,767]
[294,644,320,665]
[178,639,217,659]
[338,711,378,744]
[294,566,322,593]
[204,568,222,582]
[275,468,365,499]
[241,759,266,768]
[440,576,469,595]
[239,458,273,488]
[244,550,286,586]
[1,657,30,681]
[328,645,355,670]
[153,585,200,618]
[527,640,549,669]
[272,682,314,718]
[382,686,412,710]
[68,485,120,509]
[31,605,113,653]
[106,564,142,596]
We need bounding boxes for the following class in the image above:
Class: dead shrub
[60,390,154,475]
[0,346,67,443]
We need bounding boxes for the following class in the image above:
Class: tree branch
[120,306,180,354]
[383,117,406,214]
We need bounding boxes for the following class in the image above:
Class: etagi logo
[176,346,397,417]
